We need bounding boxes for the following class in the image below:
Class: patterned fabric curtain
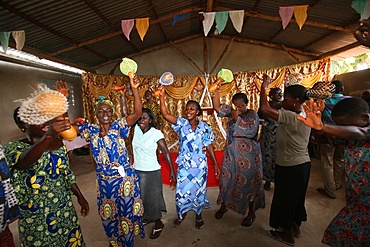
[81,58,330,153]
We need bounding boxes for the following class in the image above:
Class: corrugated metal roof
[0,0,365,72]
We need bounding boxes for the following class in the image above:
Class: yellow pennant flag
[294,5,308,30]
[136,18,149,41]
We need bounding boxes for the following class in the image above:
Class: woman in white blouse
[132,108,176,239]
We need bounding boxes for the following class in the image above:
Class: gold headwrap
[95,95,115,114]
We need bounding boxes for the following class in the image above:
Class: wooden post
[210,36,236,74]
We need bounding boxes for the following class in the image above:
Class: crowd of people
[0,18,369,247]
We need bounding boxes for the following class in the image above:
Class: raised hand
[262,74,271,89]
[54,80,70,100]
[297,98,324,130]
[129,73,140,89]
[354,18,370,48]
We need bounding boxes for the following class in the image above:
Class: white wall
[0,60,82,144]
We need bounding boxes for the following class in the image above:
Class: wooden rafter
[212,34,321,57]
[146,0,169,40]
[92,34,203,70]
[210,36,236,74]
[170,41,203,74]
[320,42,361,59]
[0,1,108,60]
[50,7,203,57]
[83,0,138,50]
[48,5,355,60]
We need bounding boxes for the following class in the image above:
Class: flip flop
[241,215,256,227]
[150,223,164,239]
[215,208,228,219]
[195,219,204,229]
[269,230,295,246]
[173,213,187,228]
[143,219,153,226]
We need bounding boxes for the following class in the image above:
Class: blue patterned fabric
[79,118,144,247]
[216,105,265,214]
[322,126,370,246]
[172,117,215,218]
[0,144,18,234]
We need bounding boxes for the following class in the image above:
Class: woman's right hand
[262,74,271,90]
[129,73,140,89]
[47,116,71,138]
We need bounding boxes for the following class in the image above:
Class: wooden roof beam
[319,42,361,59]
[83,0,138,51]
[92,34,203,69]
[213,34,321,57]
[0,1,107,60]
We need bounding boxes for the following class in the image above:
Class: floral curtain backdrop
[81,58,330,154]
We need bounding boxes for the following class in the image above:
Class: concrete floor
[10,154,345,247]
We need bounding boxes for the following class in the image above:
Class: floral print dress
[322,126,370,247]
[79,118,144,247]
[4,142,85,247]
[259,115,278,183]
[216,105,265,214]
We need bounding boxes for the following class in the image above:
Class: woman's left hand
[78,197,90,217]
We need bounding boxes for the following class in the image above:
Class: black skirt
[269,162,311,230]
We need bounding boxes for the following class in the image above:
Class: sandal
[143,219,153,226]
[150,223,164,239]
[195,219,204,229]
[173,213,187,228]
[215,208,228,219]
[269,230,295,246]
[241,215,256,227]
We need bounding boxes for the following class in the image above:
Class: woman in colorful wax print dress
[78,74,144,247]
[211,89,265,227]
[132,108,176,239]
[258,87,283,191]
[158,87,220,229]
[260,75,311,246]
[298,97,370,247]
[0,143,19,247]
[4,84,89,247]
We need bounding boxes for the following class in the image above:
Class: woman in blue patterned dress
[78,75,144,247]
[158,88,220,229]
[298,97,369,247]
[0,144,19,247]
[5,105,89,247]
[211,90,265,227]
[258,87,283,191]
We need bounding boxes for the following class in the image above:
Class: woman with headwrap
[77,74,143,247]
[4,81,89,247]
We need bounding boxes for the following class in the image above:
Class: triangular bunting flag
[121,19,135,41]
[229,10,244,33]
[279,6,294,29]
[294,5,309,30]
[12,30,25,50]
[215,11,229,35]
[173,14,189,25]
[0,32,11,52]
[136,17,150,41]
[202,12,216,36]
[352,0,370,19]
